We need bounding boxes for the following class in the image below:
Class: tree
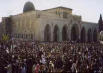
[98,14,103,32]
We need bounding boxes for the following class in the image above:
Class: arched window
[62,25,68,41]
[80,27,86,43]
[44,24,51,42]
[53,25,59,42]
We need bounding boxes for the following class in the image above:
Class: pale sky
[0,0,103,23]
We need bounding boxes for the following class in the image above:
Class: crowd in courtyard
[0,39,103,73]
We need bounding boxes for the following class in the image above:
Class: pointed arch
[93,29,98,42]
[80,27,86,43]
[71,24,79,41]
[44,24,51,41]
[62,25,68,41]
[87,28,92,42]
[53,25,59,42]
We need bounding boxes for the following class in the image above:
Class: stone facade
[1,2,98,42]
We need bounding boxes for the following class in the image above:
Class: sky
[0,0,103,23]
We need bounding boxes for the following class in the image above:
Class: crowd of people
[0,39,103,73]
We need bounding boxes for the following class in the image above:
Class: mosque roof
[43,6,72,11]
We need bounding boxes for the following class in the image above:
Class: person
[12,62,19,73]
[34,63,40,73]
[49,61,54,72]
[6,63,12,73]
[55,57,63,71]
[32,63,36,73]
[21,63,26,73]
[40,54,46,65]
[71,61,77,73]
[63,58,72,73]
[26,58,34,73]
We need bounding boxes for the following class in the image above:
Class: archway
[44,24,51,41]
[87,29,92,42]
[71,24,79,41]
[62,25,68,41]
[80,27,86,43]
[53,25,59,42]
[93,29,98,42]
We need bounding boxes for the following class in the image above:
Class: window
[63,12,68,18]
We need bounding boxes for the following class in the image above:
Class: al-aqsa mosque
[0,1,99,42]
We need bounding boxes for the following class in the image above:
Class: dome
[23,1,35,13]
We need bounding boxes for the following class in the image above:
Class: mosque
[0,1,99,42]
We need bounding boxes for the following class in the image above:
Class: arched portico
[80,27,86,43]
[71,24,79,41]
[87,28,92,42]
[93,29,98,42]
[53,25,59,42]
[62,25,68,41]
[44,24,51,41]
